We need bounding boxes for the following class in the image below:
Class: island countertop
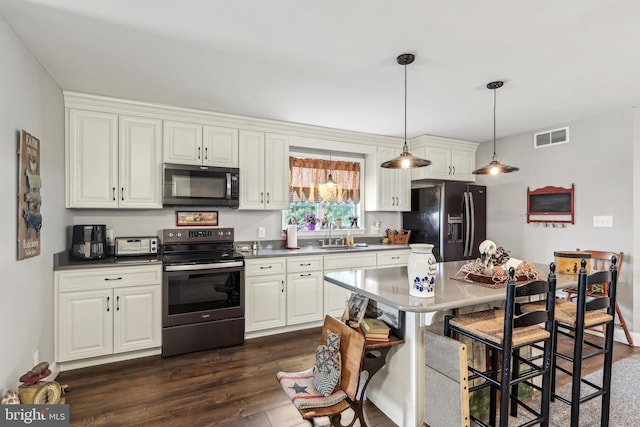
[324,260,574,313]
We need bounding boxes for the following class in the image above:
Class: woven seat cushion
[276,368,347,409]
[523,299,613,328]
[449,308,550,347]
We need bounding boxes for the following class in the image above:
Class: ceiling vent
[533,127,569,149]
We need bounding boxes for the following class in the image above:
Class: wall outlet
[33,350,39,367]
[258,227,266,239]
[593,215,613,228]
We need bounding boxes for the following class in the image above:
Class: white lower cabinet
[376,249,411,268]
[55,265,162,364]
[287,257,324,325]
[323,252,378,319]
[245,258,287,332]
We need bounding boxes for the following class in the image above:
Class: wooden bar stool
[528,257,618,427]
[444,264,557,427]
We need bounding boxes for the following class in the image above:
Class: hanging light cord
[491,86,497,160]
[403,60,408,145]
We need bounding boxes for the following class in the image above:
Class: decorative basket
[387,230,411,244]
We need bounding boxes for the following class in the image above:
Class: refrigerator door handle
[469,191,475,257]
[463,192,471,257]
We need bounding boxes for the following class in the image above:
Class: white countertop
[241,243,409,258]
[324,261,576,313]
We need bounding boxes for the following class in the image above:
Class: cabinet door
[377,146,398,211]
[113,285,161,353]
[424,146,453,180]
[203,125,239,167]
[239,130,266,209]
[119,116,163,208]
[264,133,290,210]
[451,149,475,182]
[287,271,324,325]
[58,289,113,361]
[163,120,203,165]
[245,274,286,331]
[67,109,118,208]
[395,167,411,211]
[324,281,351,319]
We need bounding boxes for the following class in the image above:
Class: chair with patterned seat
[563,250,631,346]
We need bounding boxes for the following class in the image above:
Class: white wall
[0,16,70,393]
[477,109,634,332]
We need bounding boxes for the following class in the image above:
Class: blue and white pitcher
[407,244,437,298]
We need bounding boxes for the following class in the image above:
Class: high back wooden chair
[277,316,366,427]
[445,264,557,427]
[551,257,618,427]
[564,250,631,345]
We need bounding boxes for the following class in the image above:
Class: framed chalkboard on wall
[527,184,574,224]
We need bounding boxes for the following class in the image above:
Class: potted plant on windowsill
[304,213,318,231]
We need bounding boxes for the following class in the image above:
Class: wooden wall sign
[17,130,42,260]
[526,184,574,224]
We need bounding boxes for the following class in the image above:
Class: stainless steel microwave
[163,164,239,207]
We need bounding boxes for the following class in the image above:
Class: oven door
[163,262,244,327]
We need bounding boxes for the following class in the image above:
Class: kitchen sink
[319,245,355,250]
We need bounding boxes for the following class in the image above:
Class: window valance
[289,157,360,204]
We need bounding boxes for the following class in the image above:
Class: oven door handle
[164,261,244,272]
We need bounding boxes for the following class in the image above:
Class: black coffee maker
[71,225,107,260]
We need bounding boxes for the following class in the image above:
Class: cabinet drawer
[287,256,323,273]
[324,253,377,271]
[245,258,286,276]
[56,265,162,292]
[377,250,410,267]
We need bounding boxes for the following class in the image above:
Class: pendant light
[472,81,519,175]
[324,152,336,188]
[380,53,432,169]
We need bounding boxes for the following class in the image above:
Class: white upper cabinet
[163,120,238,167]
[66,110,162,208]
[239,130,289,210]
[411,137,478,182]
[374,146,411,211]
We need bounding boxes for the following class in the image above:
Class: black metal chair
[526,257,618,427]
[444,264,557,427]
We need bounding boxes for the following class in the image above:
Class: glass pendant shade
[472,81,519,175]
[380,53,431,169]
[324,173,336,188]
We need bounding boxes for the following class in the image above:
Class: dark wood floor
[57,328,638,427]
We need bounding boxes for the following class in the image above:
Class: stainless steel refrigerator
[402,183,486,262]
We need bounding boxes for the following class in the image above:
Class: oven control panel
[163,228,234,244]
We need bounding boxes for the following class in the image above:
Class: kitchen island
[324,260,575,427]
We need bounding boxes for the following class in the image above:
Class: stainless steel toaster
[114,236,159,256]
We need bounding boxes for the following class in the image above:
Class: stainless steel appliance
[402,183,486,261]
[161,227,244,357]
[114,236,159,257]
[71,224,107,260]
[163,163,239,207]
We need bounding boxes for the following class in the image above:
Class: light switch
[593,216,613,228]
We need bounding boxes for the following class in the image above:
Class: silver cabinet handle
[198,146,201,160]
[260,192,264,203]
[121,187,124,201]
[104,277,123,281]
[300,263,311,266]
[260,265,272,270]
[204,147,208,160]
[112,187,116,201]
[281,281,285,293]
[116,296,120,311]
[267,192,270,204]
[452,166,456,175]
[300,273,311,277]
[106,296,110,312]
[391,256,400,260]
